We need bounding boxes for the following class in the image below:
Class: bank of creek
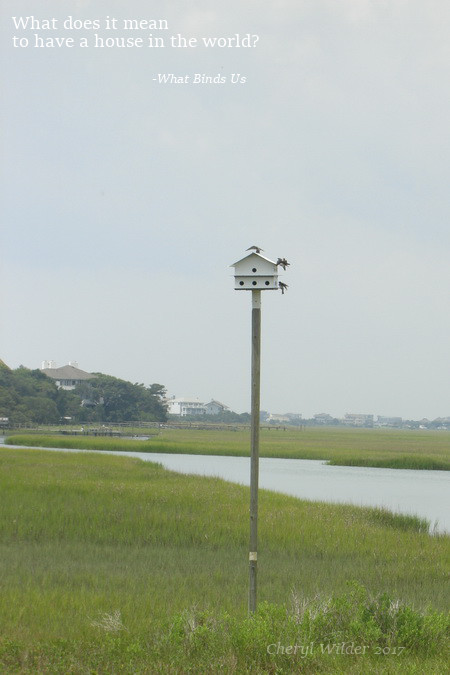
[1,438,449,533]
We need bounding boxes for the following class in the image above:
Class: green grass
[6,426,450,470]
[0,448,449,672]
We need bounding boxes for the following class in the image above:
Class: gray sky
[1,0,449,419]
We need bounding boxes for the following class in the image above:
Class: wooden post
[249,289,261,613]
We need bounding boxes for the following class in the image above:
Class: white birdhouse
[231,252,278,291]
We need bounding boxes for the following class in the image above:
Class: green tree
[21,397,60,424]
[0,363,167,425]
[81,375,167,423]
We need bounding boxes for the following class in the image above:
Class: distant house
[204,400,230,415]
[343,413,374,427]
[314,413,334,424]
[168,397,206,416]
[167,397,231,416]
[375,416,402,428]
[40,362,94,391]
[267,413,291,423]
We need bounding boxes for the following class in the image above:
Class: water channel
[2,438,448,533]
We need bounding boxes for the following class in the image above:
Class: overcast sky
[1,0,449,419]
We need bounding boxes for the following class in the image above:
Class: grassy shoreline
[0,447,449,672]
[5,426,450,470]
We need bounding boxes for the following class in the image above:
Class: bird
[279,281,289,295]
[276,257,290,271]
[246,245,264,253]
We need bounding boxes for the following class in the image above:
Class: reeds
[6,426,450,470]
[1,448,448,672]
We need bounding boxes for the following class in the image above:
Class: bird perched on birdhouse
[276,257,290,271]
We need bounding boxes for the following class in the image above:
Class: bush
[153,584,449,671]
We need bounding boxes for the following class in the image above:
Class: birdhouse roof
[231,252,277,267]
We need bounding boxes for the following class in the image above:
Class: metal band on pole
[249,289,261,613]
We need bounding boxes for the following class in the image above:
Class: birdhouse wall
[234,276,278,290]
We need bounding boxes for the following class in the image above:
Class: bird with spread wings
[276,257,290,271]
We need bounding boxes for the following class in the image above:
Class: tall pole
[249,289,261,613]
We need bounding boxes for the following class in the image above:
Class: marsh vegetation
[0,448,448,672]
[6,426,450,470]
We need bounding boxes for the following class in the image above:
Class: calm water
[1,439,449,533]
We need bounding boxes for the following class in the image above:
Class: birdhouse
[231,252,278,290]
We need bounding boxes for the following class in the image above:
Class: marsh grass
[6,426,450,470]
[0,448,449,671]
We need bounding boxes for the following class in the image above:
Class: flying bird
[276,257,290,271]
[246,245,264,253]
[279,281,289,295]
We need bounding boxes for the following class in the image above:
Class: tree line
[0,360,167,425]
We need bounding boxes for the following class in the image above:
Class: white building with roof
[204,400,230,415]
[267,413,291,423]
[168,397,232,416]
[40,362,94,390]
[231,251,279,291]
[167,397,207,416]
[343,413,374,427]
